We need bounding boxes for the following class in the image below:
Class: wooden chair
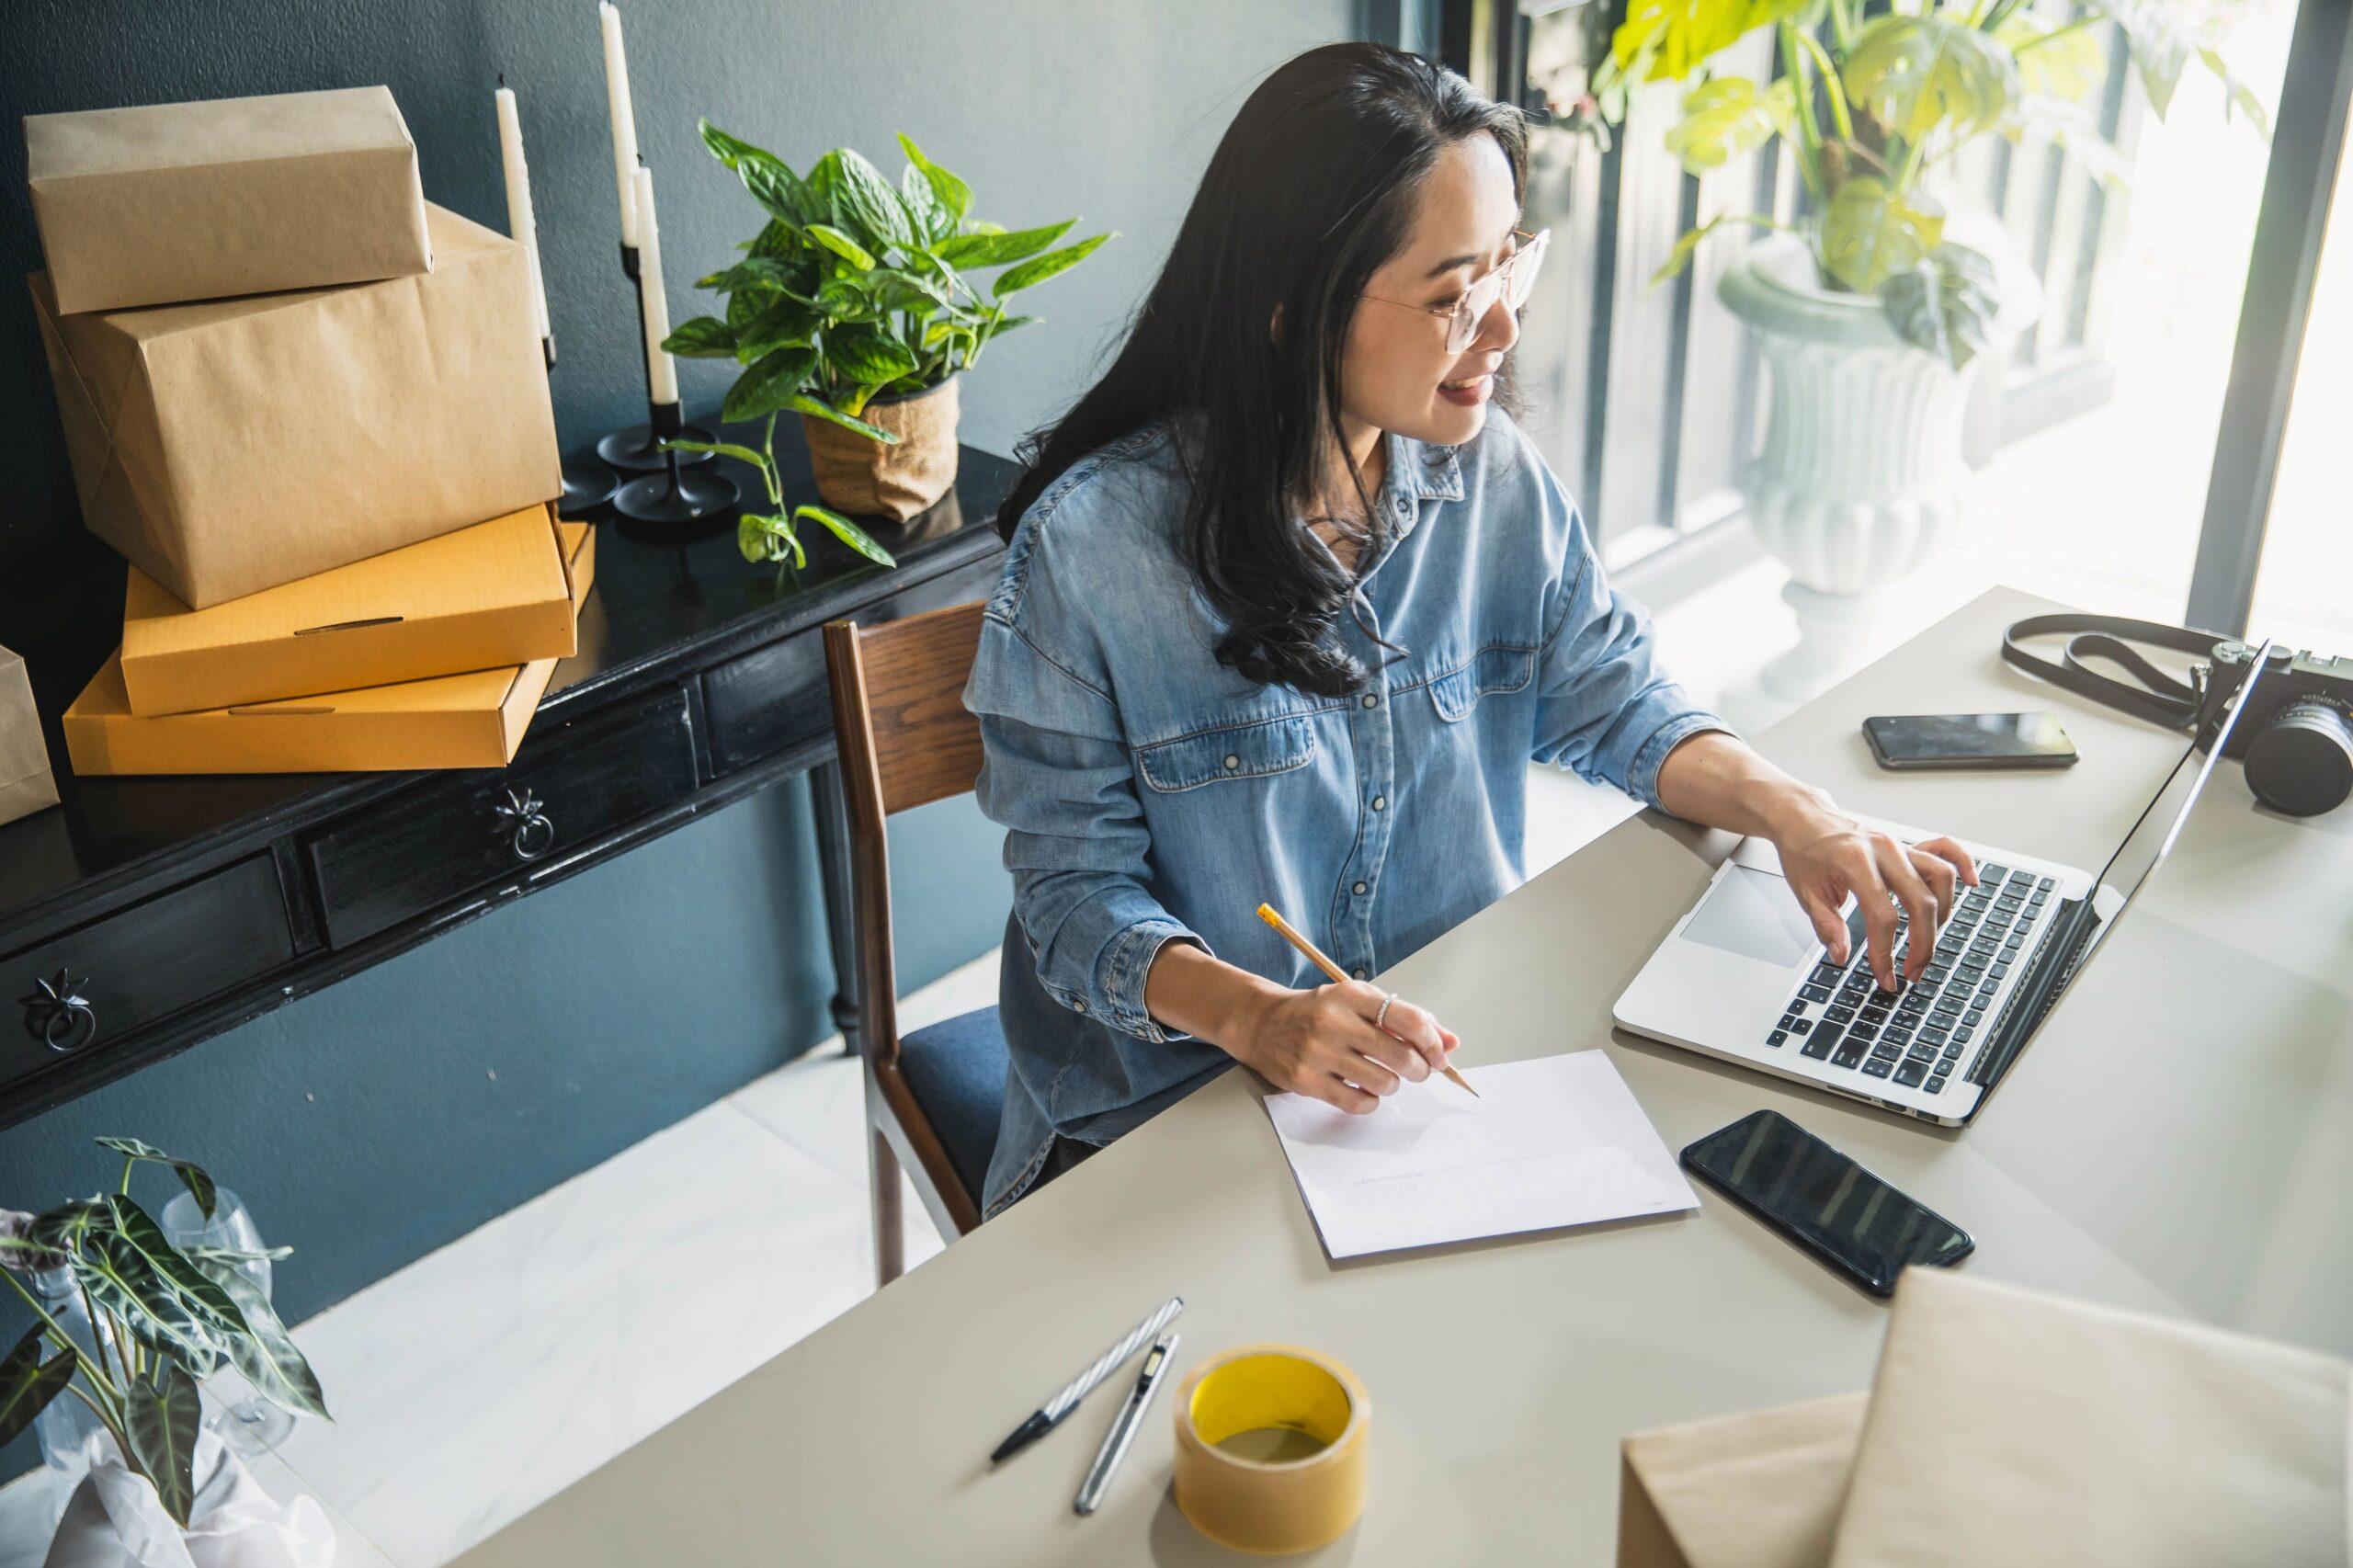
[824,601,1008,1286]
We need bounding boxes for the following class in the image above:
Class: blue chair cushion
[896,1006,1009,1210]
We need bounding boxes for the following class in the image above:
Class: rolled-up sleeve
[1527,462,1731,811]
[964,608,1203,1043]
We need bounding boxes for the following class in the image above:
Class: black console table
[0,427,1015,1131]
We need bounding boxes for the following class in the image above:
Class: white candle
[599,2,641,247]
[494,85,551,342]
[634,165,679,404]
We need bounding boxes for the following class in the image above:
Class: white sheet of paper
[1263,1051,1699,1259]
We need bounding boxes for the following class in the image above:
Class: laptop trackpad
[1682,865,1818,969]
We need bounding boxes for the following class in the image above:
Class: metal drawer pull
[494,787,556,861]
[20,971,97,1053]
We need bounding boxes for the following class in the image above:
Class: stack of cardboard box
[25,85,592,775]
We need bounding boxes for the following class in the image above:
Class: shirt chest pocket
[1427,644,1536,722]
[1134,713,1319,792]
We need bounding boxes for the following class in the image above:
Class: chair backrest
[829,602,987,818]
[823,602,989,1232]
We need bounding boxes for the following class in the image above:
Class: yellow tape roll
[1172,1346,1370,1555]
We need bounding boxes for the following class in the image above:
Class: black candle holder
[598,242,717,472]
[545,339,619,517]
[612,402,739,524]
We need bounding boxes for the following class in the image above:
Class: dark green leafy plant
[665,121,1114,577]
[0,1138,325,1528]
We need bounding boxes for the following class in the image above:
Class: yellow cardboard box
[30,203,559,609]
[121,502,576,716]
[65,524,594,776]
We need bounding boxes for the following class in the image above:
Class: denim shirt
[962,408,1728,1216]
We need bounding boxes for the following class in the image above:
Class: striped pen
[989,1295,1185,1464]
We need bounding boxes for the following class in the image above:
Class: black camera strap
[1999,613,2225,733]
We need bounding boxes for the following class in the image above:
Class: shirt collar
[1383,430,1467,506]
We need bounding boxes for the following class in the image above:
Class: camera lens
[2243,699,2353,817]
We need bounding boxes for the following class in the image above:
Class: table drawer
[703,560,998,776]
[306,686,697,949]
[4,856,293,1092]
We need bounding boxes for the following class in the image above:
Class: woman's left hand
[1765,789,1978,989]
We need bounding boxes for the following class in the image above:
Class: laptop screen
[2063,640,2273,979]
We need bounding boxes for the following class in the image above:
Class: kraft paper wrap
[1617,1393,1866,1568]
[0,644,61,827]
[804,375,960,523]
[26,85,431,315]
[31,203,561,609]
[1172,1346,1370,1555]
[1831,1269,2352,1568]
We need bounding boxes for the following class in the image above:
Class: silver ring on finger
[1375,991,1399,1032]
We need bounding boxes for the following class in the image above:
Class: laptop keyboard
[1763,863,2055,1098]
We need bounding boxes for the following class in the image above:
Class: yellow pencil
[1256,903,1480,1099]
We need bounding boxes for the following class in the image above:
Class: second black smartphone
[1681,1109,1974,1298]
[1863,710,2078,770]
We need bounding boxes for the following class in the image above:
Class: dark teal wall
[0,0,1356,1486]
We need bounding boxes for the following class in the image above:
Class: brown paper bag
[30,203,560,609]
[1619,1393,1866,1568]
[803,374,960,522]
[26,85,431,314]
[1831,1269,2351,1568]
[0,643,62,827]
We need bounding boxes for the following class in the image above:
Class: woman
[963,42,1975,1217]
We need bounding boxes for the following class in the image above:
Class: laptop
[1612,643,2273,1127]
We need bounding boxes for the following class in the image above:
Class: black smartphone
[1680,1110,1973,1298]
[1862,710,2078,771]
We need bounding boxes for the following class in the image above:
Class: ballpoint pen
[1074,1329,1178,1516]
[990,1295,1184,1465]
[1257,902,1480,1097]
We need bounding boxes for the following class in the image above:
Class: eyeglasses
[1360,227,1551,354]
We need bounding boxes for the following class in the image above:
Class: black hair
[993,42,1527,697]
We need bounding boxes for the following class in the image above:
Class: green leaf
[188,1253,329,1421]
[699,119,784,175]
[1841,15,2019,145]
[993,233,1115,297]
[798,505,897,567]
[789,393,900,444]
[1996,13,2106,102]
[833,147,916,253]
[0,1326,75,1449]
[1664,77,1790,174]
[897,134,972,224]
[937,219,1074,269]
[1608,0,1813,84]
[2088,0,2188,118]
[747,219,801,265]
[732,297,815,364]
[125,1362,203,1528]
[825,327,920,386]
[2199,43,2271,140]
[662,316,736,359]
[744,159,820,227]
[95,1137,217,1220]
[899,163,953,245]
[1998,97,2134,192]
[29,1199,106,1255]
[865,270,951,314]
[1877,243,2002,370]
[698,256,799,295]
[807,224,876,271]
[724,346,823,424]
[1818,176,1943,293]
[1650,211,1790,288]
[663,439,770,470]
[98,1195,244,1359]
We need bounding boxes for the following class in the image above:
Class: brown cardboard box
[26,86,431,314]
[121,502,577,716]
[0,644,62,827]
[1830,1269,2351,1568]
[64,524,593,776]
[31,203,560,609]
[1618,1393,1865,1568]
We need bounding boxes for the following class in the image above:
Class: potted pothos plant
[1597,0,2267,700]
[0,1139,326,1549]
[665,122,1113,579]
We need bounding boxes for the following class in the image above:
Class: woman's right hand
[1234,980,1457,1114]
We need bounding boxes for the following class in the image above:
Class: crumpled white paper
[42,1428,335,1568]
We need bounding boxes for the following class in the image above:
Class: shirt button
[1073,999,1087,1013]
[1353,881,1369,896]
[1371,795,1387,811]
[1222,755,1240,770]
[1351,967,1368,980]
[1361,694,1379,709]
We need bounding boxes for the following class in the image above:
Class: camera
[2207,642,2353,817]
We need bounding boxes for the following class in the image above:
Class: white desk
[455,588,2353,1565]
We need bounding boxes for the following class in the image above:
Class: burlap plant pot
[803,375,961,523]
